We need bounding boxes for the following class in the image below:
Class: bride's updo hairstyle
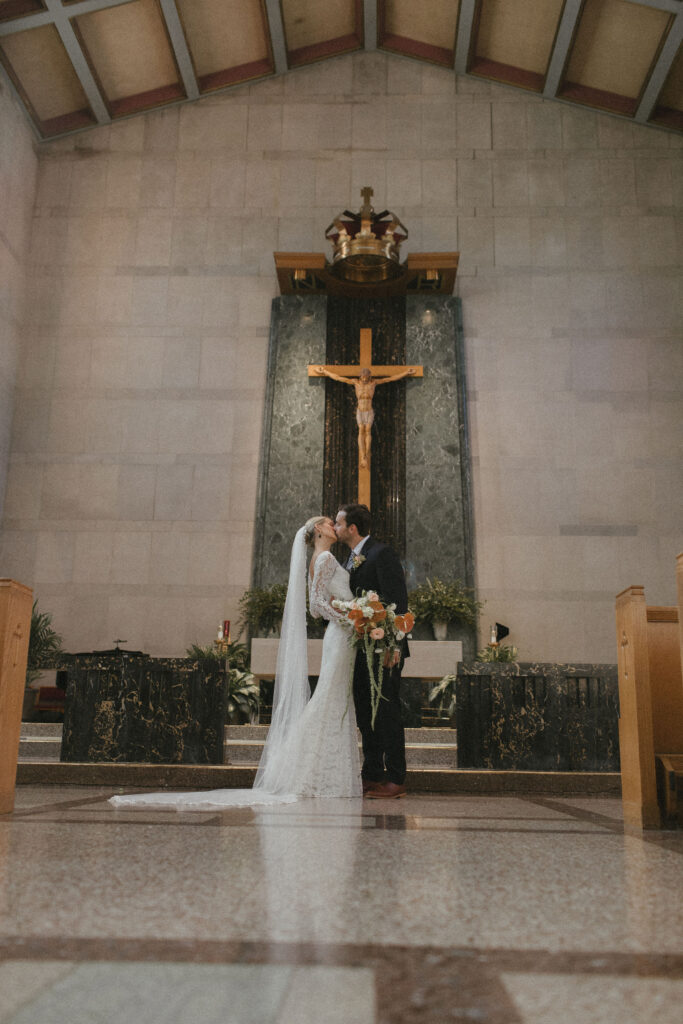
[303,515,327,546]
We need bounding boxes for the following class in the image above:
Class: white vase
[432,620,448,641]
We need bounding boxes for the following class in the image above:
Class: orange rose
[348,608,364,625]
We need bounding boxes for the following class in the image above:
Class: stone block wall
[0,52,680,661]
[0,80,37,521]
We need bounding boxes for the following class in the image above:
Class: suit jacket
[348,536,410,660]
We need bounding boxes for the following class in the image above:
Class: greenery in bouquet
[185,640,259,722]
[408,577,481,627]
[26,602,65,687]
[332,590,414,728]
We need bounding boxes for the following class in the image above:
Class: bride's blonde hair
[303,515,328,546]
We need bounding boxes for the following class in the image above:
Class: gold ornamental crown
[324,186,408,284]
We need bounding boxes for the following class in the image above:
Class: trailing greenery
[476,644,519,663]
[26,602,64,687]
[408,578,481,627]
[428,673,458,719]
[185,641,259,722]
[237,583,288,637]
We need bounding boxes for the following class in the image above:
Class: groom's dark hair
[339,503,371,537]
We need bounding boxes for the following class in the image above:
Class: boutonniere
[351,554,366,570]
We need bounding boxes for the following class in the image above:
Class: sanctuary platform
[17,722,620,796]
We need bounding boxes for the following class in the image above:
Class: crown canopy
[324,187,408,284]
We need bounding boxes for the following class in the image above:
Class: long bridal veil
[109,527,311,810]
[253,525,310,793]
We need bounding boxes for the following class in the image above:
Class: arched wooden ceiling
[0,0,681,140]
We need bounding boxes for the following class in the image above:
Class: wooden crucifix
[309,328,423,508]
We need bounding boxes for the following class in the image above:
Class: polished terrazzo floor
[1,787,682,1023]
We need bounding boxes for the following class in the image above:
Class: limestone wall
[0,52,680,661]
[0,79,37,524]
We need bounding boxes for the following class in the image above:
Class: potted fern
[408,578,481,640]
[237,583,288,637]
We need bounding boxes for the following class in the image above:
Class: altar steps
[15,721,620,794]
[18,722,62,761]
[223,725,459,769]
[16,723,460,769]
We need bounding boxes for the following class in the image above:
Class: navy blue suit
[348,537,409,785]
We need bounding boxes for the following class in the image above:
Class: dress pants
[352,652,407,785]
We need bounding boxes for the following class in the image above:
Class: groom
[334,503,409,799]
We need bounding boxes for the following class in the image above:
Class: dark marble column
[404,296,475,656]
[252,296,327,586]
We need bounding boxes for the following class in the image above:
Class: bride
[109,516,362,809]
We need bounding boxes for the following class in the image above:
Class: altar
[250,639,462,681]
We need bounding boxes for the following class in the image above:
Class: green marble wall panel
[253,294,475,660]
[405,296,475,653]
[252,296,327,587]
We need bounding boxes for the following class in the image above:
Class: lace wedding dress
[109,541,361,810]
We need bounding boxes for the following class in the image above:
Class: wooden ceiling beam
[635,8,682,123]
[543,0,584,99]
[0,0,138,36]
[364,0,377,51]
[44,0,110,125]
[264,0,288,75]
[159,0,199,101]
[454,0,477,76]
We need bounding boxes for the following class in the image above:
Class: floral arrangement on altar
[332,591,414,728]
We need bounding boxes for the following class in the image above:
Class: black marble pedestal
[61,652,228,764]
[455,662,620,771]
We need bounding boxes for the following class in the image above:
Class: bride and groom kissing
[110,503,409,811]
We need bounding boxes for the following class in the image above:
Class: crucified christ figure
[316,365,416,468]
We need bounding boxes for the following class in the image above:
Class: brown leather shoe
[364,782,406,800]
[362,779,383,795]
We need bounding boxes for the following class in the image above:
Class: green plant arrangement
[408,578,481,630]
[237,582,327,639]
[477,644,519,663]
[185,641,260,723]
[26,601,64,687]
[237,583,288,637]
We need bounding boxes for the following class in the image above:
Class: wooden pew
[0,579,33,814]
[616,556,683,828]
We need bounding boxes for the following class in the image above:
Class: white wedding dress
[109,547,361,810]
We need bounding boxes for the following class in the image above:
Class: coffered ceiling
[0,0,681,140]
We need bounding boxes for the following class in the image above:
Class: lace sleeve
[309,552,346,622]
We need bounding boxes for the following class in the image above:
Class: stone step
[20,722,63,737]
[15,760,622,796]
[223,738,458,768]
[223,725,456,744]
[18,737,62,761]
[17,724,459,764]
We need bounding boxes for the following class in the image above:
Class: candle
[223,620,231,643]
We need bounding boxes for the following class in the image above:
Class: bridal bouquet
[332,591,414,728]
